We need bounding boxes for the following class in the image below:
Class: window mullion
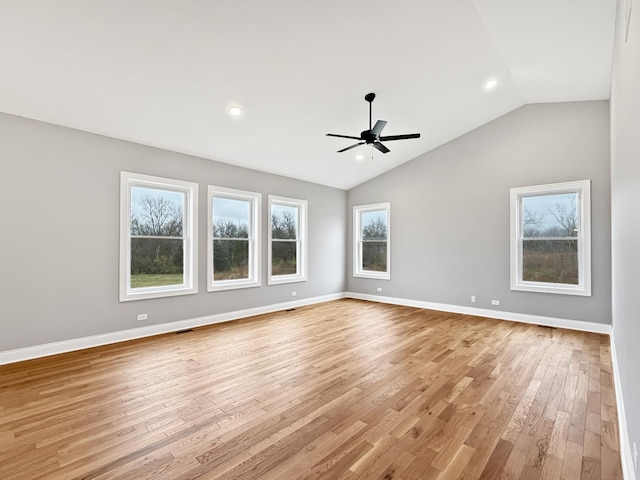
[120,171,198,302]
[353,203,390,280]
[268,196,307,284]
[208,186,261,291]
[510,180,590,296]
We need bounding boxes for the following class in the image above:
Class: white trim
[353,202,391,280]
[610,331,637,480]
[2,293,614,364]
[349,292,627,472]
[119,171,199,302]
[0,293,345,366]
[268,195,308,285]
[345,292,611,334]
[1,291,624,475]
[208,185,262,292]
[510,180,591,296]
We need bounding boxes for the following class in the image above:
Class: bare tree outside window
[353,204,390,279]
[522,194,578,284]
[522,206,544,237]
[361,214,387,272]
[511,180,590,296]
[271,207,298,276]
[120,172,198,302]
[213,219,249,281]
[208,189,260,291]
[130,189,185,288]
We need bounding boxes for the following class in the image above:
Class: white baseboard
[610,331,637,480]
[345,292,612,335]
[346,292,634,477]
[0,292,613,365]
[1,291,628,476]
[0,293,345,366]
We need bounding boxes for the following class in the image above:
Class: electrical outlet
[471,295,476,303]
[137,313,148,321]
[291,291,297,297]
[377,287,383,292]
[491,300,500,306]
[633,441,638,470]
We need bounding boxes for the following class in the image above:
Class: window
[353,203,390,280]
[268,195,307,285]
[208,186,261,291]
[510,180,591,296]
[120,172,198,301]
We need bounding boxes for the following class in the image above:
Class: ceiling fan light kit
[326,92,421,154]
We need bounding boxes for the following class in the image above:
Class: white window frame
[268,195,308,285]
[119,172,198,302]
[510,180,591,296]
[353,202,391,280]
[208,186,261,292]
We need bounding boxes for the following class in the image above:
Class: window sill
[120,286,198,302]
[208,280,261,292]
[268,274,307,285]
[354,271,391,280]
[511,282,591,296]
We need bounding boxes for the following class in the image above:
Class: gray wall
[611,0,640,472]
[0,113,346,351]
[347,101,611,324]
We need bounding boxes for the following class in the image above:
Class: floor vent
[176,329,194,334]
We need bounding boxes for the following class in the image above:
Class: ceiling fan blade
[371,120,387,136]
[372,142,390,154]
[326,133,361,140]
[337,142,365,153]
[379,133,421,141]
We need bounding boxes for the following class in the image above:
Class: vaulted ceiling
[0,0,616,189]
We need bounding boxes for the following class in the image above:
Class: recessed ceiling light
[484,78,498,90]
[228,106,243,116]
[355,153,365,161]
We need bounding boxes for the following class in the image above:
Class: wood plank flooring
[0,299,623,479]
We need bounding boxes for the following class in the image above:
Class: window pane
[213,197,250,239]
[363,241,387,272]
[272,241,297,275]
[130,238,184,288]
[213,239,249,281]
[272,205,298,239]
[361,211,387,240]
[523,239,578,284]
[131,187,184,237]
[522,193,578,238]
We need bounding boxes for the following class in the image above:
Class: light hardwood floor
[0,299,623,479]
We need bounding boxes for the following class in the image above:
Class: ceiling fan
[326,92,420,154]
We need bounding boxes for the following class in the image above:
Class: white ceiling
[0,0,616,190]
